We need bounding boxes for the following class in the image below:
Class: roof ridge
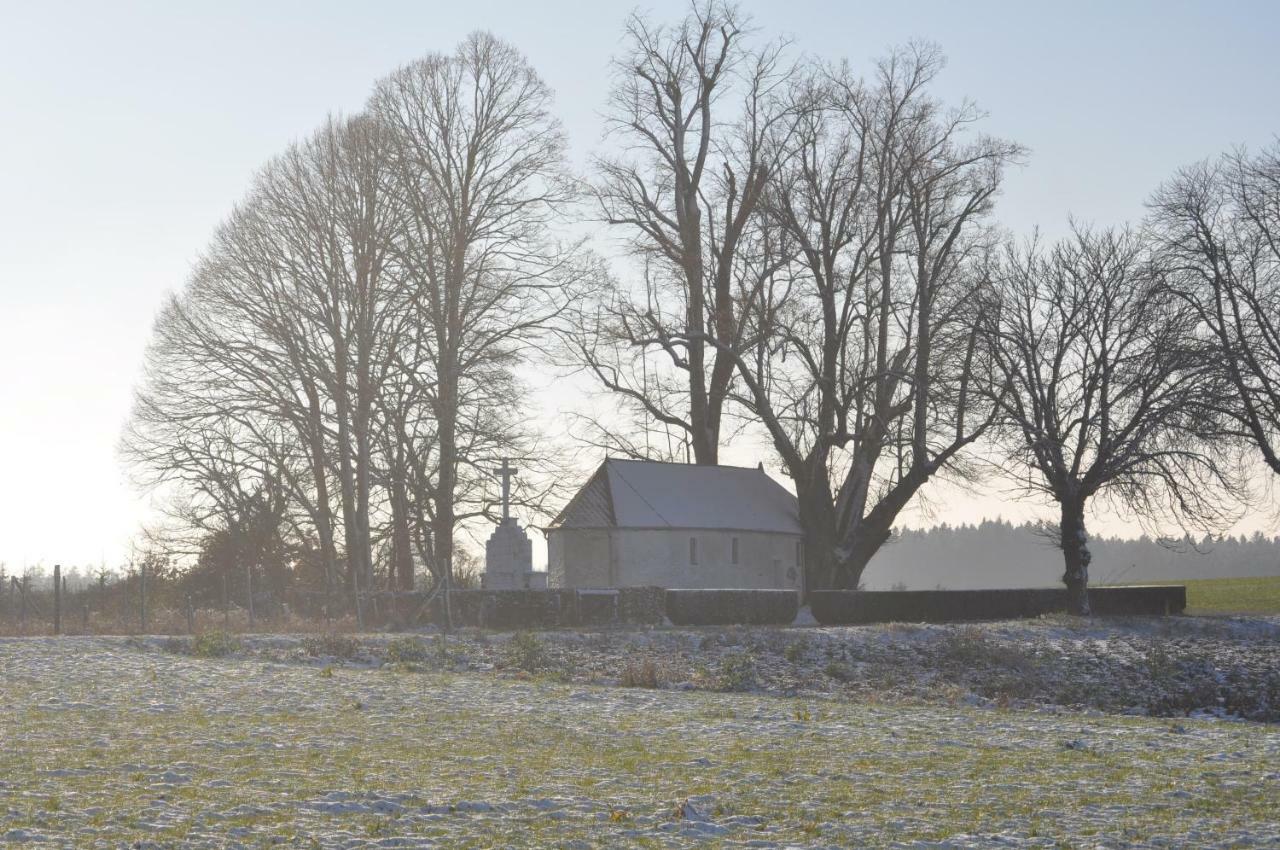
[606,458,769,473]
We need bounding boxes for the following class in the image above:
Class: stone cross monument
[496,458,516,521]
[482,458,547,589]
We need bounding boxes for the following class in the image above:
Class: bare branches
[571,1,795,464]
[124,33,583,602]
[982,226,1240,613]
[369,31,586,586]
[725,44,1021,590]
[1149,142,1280,478]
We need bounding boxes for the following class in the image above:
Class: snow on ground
[1,618,1278,847]
[234,613,1280,721]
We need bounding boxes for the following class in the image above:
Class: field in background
[1144,576,1280,615]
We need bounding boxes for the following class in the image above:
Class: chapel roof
[548,459,802,535]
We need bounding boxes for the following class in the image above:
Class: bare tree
[126,36,582,613]
[370,32,584,589]
[1149,142,1280,475]
[570,1,793,463]
[983,227,1238,614]
[125,114,405,608]
[724,46,1020,590]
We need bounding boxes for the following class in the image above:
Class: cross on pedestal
[493,458,518,521]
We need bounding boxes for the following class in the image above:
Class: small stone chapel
[545,458,805,590]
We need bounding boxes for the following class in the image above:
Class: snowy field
[2,621,1279,848]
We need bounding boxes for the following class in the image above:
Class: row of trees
[869,521,1280,590]
[125,33,584,612]
[126,2,1280,615]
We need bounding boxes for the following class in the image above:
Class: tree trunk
[390,471,415,591]
[1060,501,1092,616]
[333,411,360,592]
[432,371,458,606]
[304,383,340,608]
[795,479,838,594]
[836,523,894,590]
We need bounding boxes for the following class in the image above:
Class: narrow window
[689,537,698,565]
[731,536,740,565]
[796,540,804,569]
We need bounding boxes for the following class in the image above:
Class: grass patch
[502,632,549,672]
[3,636,1278,846]
[1136,576,1280,615]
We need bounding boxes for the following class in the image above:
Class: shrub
[1142,640,1177,683]
[938,627,1035,672]
[717,651,758,692]
[385,636,429,664]
[620,658,661,688]
[302,632,361,660]
[191,630,240,658]
[783,638,808,664]
[503,632,548,672]
[823,660,855,683]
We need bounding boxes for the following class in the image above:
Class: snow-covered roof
[549,459,802,535]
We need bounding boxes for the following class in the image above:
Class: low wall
[809,585,1187,625]
[416,584,1185,631]
[665,589,800,626]
[424,587,665,630]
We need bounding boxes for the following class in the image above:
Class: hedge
[664,589,800,626]
[424,587,666,630]
[809,585,1187,625]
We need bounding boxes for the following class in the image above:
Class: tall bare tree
[126,115,409,605]
[1149,143,1280,476]
[571,1,792,463]
[983,227,1238,614]
[725,45,1020,590]
[370,32,583,589]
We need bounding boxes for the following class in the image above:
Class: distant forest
[862,521,1280,590]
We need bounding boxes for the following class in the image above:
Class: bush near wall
[809,585,1187,625]
[665,589,800,626]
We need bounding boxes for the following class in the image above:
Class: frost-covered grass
[2,636,1279,847]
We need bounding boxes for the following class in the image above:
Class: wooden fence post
[53,564,61,635]
[82,604,89,634]
[185,594,195,634]
[246,562,255,631]
[139,561,148,634]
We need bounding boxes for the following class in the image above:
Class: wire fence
[0,565,455,636]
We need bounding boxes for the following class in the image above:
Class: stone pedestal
[483,517,546,589]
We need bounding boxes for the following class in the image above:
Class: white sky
[2,0,1279,570]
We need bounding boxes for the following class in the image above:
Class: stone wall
[424,587,666,630]
[411,584,1187,631]
[809,585,1188,625]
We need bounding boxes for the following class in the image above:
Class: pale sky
[2,0,1279,570]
